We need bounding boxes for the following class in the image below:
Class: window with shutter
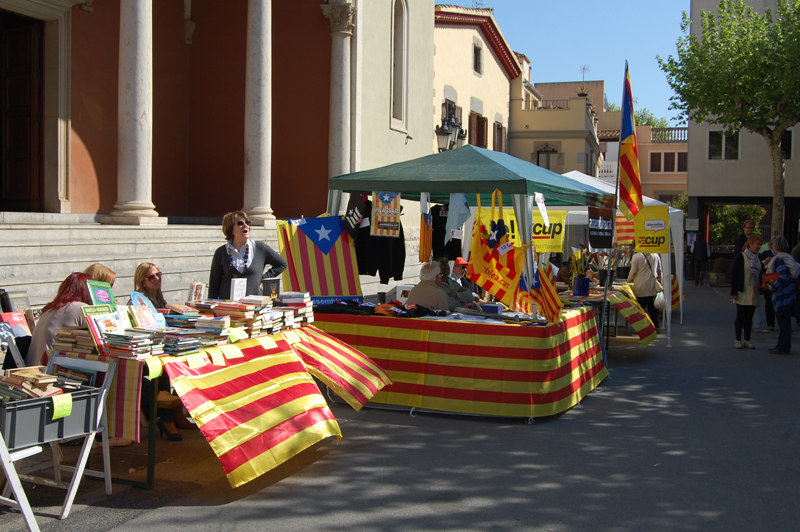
[469,112,478,146]
[477,116,488,148]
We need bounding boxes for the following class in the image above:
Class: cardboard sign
[634,206,670,253]
[588,207,615,249]
[52,393,72,421]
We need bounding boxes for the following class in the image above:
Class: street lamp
[435,113,467,152]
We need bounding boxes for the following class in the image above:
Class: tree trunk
[768,136,785,238]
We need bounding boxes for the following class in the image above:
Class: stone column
[321,1,355,186]
[242,0,275,225]
[106,0,165,225]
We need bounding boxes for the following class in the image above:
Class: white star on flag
[315,225,331,241]
[382,194,390,202]
[490,230,498,241]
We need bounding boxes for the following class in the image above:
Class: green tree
[605,102,668,127]
[634,107,670,128]
[658,0,800,238]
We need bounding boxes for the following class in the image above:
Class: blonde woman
[84,263,116,286]
[133,262,167,308]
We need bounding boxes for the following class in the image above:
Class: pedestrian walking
[730,235,763,349]
[765,236,800,355]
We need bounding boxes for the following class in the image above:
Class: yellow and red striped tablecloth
[314,307,607,419]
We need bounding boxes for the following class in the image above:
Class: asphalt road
[1,282,798,532]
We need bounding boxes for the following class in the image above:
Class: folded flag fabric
[607,290,657,347]
[291,326,392,411]
[277,217,362,299]
[419,213,433,263]
[164,336,342,488]
[671,274,682,310]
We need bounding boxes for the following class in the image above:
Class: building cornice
[434,9,521,79]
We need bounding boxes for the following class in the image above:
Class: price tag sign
[52,393,73,421]
[205,347,226,366]
[496,241,514,256]
[290,218,307,227]
[282,330,301,344]
[227,327,248,344]
[257,337,278,350]
[219,344,244,359]
[186,353,209,369]
[144,357,163,380]
[535,193,550,227]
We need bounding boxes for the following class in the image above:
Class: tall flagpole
[597,60,630,371]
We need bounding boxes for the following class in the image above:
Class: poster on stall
[588,207,614,249]
[634,205,670,253]
[478,208,566,252]
[370,192,401,237]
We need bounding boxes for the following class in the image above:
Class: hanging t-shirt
[431,204,462,260]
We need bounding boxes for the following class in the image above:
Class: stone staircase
[0,218,423,308]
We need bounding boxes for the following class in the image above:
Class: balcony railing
[652,127,688,142]
[525,99,571,110]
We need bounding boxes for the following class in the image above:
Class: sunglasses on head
[147,272,162,281]
[236,220,250,227]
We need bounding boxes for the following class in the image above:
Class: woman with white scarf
[730,235,764,349]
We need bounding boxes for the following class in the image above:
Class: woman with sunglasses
[133,262,167,308]
[208,210,287,300]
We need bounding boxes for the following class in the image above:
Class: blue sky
[443,0,692,125]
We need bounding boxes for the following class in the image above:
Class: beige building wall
[509,96,600,175]
[358,0,436,172]
[688,0,798,199]
[636,125,688,201]
[433,21,512,152]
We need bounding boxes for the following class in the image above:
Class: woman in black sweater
[208,210,287,300]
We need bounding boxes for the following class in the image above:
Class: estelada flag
[466,190,527,308]
[277,217,362,299]
[370,191,401,237]
[619,60,643,221]
[419,213,432,263]
[527,263,564,324]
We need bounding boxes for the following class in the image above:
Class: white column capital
[321,2,356,35]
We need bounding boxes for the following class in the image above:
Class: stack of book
[194,315,231,347]
[275,292,314,326]
[102,330,154,360]
[264,311,284,335]
[51,327,99,356]
[213,301,256,329]
[0,367,63,399]
[187,299,219,313]
[163,329,201,355]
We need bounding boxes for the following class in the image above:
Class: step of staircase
[0,223,423,307]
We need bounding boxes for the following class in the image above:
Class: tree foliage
[633,107,669,128]
[657,0,800,237]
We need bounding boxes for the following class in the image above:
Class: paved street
[1,282,798,532]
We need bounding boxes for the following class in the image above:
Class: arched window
[390,0,408,129]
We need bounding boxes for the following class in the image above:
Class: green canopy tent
[327,146,615,210]
[326,145,615,325]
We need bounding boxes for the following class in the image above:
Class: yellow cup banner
[478,208,566,253]
[634,206,670,254]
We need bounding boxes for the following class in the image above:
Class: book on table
[166,303,201,316]
[188,282,206,302]
[81,304,125,354]
[24,308,41,332]
[230,279,247,302]
[0,289,30,312]
[130,305,161,329]
[86,280,116,308]
[0,311,32,337]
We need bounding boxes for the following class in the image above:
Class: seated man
[451,257,482,299]
[405,263,449,311]
[435,255,476,310]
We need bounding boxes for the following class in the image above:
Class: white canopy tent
[561,171,685,345]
